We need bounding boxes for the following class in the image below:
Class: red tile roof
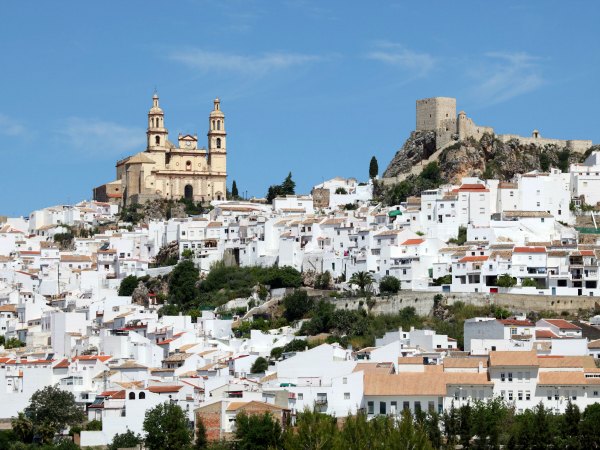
[536,329,559,339]
[458,255,489,263]
[147,385,184,393]
[54,359,70,369]
[514,247,546,253]
[543,319,581,330]
[401,238,425,246]
[498,319,534,326]
[458,184,489,192]
[73,355,112,362]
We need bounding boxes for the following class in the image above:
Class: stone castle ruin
[417,97,592,152]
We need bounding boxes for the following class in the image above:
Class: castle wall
[416,97,456,131]
[458,116,494,142]
[498,134,592,153]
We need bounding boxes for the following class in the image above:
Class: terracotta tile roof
[147,385,184,393]
[513,247,546,253]
[353,362,395,374]
[535,329,559,339]
[364,372,491,396]
[401,238,425,246]
[73,355,112,362]
[588,339,600,349]
[498,319,534,326]
[443,357,487,369]
[458,184,489,192]
[458,255,488,263]
[0,304,17,313]
[489,350,538,367]
[207,222,223,228]
[543,319,581,330]
[537,371,600,386]
[226,400,288,412]
[397,356,425,365]
[538,356,597,369]
[54,359,70,369]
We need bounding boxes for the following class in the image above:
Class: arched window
[186,160,192,171]
[139,392,146,399]
[129,392,135,400]
[216,138,221,148]
[155,136,160,145]
[212,120,215,130]
[217,120,221,131]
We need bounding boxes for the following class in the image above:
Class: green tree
[282,290,314,322]
[521,278,538,287]
[580,403,600,449]
[4,337,25,349]
[281,172,296,195]
[85,419,102,431]
[195,418,208,450]
[283,409,338,450]
[559,401,581,449]
[379,275,401,294]
[143,402,192,450]
[234,412,282,450]
[369,156,379,179]
[108,429,142,450]
[314,271,332,290]
[168,259,199,306]
[181,249,194,260]
[497,273,517,288]
[24,386,85,442]
[231,180,239,199]
[11,412,33,443]
[348,271,375,293]
[118,275,139,296]
[250,356,268,374]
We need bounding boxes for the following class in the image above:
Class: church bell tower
[208,98,226,173]
[147,92,169,151]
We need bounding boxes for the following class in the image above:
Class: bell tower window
[216,138,221,149]
[217,120,221,131]
[155,136,160,145]
[186,160,192,171]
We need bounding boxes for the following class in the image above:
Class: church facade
[93,94,227,206]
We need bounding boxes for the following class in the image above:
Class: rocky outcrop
[382,131,437,178]
[384,131,589,186]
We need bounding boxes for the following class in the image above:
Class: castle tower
[147,92,169,151]
[208,98,226,174]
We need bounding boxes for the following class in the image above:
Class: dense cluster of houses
[2,156,600,444]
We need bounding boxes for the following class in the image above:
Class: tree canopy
[369,156,378,179]
[143,402,192,450]
[118,274,139,296]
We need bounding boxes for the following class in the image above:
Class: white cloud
[0,114,26,136]
[61,118,145,157]
[468,52,545,105]
[366,42,436,76]
[168,49,321,76]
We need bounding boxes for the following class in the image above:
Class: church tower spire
[147,92,169,151]
[208,98,226,174]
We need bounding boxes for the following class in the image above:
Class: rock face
[383,131,437,178]
[383,131,593,185]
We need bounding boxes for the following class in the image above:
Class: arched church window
[129,392,135,400]
[155,136,160,145]
[217,120,221,131]
[139,392,145,399]
[216,138,221,148]
[212,120,215,130]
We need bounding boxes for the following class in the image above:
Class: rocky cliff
[383,131,597,185]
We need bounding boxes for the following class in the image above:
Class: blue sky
[1,1,599,216]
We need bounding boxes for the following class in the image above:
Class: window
[391,401,397,413]
[344,393,350,400]
[155,136,160,145]
[428,401,435,412]
[342,377,347,384]
[508,372,513,382]
[500,390,506,399]
[216,137,221,148]
[367,401,374,415]
[129,392,136,400]
[298,393,303,400]
[547,391,552,401]
[403,401,410,411]
[414,401,422,412]
[379,402,386,415]
[518,391,523,401]
[508,391,513,401]
[525,391,531,401]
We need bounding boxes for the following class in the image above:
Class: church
[93,93,227,206]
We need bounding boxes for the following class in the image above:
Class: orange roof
[147,385,184,393]
[401,238,425,246]
[498,319,534,327]
[513,247,546,253]
[538,356,596,369]
[458,184,489,192]
[54,359,70,369]
[543,319,581,330]
[489,350,538,367]
[458,255,488,263]
[73,355,112,362]
[535,329,559,339]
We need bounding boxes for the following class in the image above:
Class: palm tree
[348,271,375,293]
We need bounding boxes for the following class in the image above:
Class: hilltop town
[3,95,600,447]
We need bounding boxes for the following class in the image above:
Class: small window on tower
[216,138,221,148]
[186,161,192,171]
[155,136,160,145]
[217,120,221,131]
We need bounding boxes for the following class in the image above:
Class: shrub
[250,357,268,374]
[379,275,401,294]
